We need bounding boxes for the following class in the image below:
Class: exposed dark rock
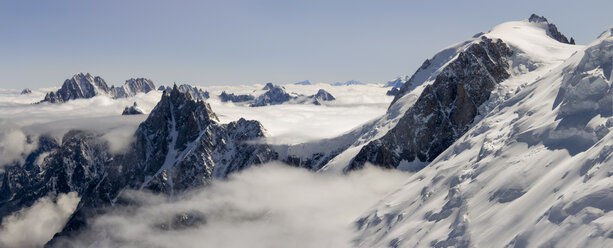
[347,37,513,171]
[262,82,276,91]
[161,84,210,100]
[309,89,335,105]
[39,73,156,103]
[219,91,255,103]
[528,14,573,44]
[386,87,400,96]
[251,83,293,107]
[0,86,277,247]
[41,73,110,103]
[20,88,32,95]
[121,102,144,115]
[110,78,156,98]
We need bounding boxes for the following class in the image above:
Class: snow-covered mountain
[121,102,144,115]
[352,25,612,248]
[219,91,255,103]
[281,14,582,173]
[331,80,366,86]
[110,78,156,98]
[384,76,409,88]
[0,86,277,245]
[1,13,611,248]
[40,73,156,103]
[159,84,210,100]
[250,83,336,107]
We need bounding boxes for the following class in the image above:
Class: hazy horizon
[1,0,612,89]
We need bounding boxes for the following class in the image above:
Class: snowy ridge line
[353,25,613,248]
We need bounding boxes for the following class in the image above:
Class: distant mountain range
[1,14,612,247]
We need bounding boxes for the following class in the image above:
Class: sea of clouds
[0,83,399,247]
[50,163,408,248]
[0,83,392,167]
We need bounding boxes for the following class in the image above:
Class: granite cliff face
[310,89,336,105]
[40,73,156,103]
[251,83,294,107]
[347,37,513,171]
[219,91,255,103]
[110,78,156,98]
[160,84,210,100]
[41,73,110,103]
[0,86,277,246]
[250,83,336,106]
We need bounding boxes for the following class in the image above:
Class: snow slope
[318,17,582,172]
[353,26,613,248]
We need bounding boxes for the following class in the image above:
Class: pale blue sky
[1,0,611,89]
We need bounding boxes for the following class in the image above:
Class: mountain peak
[528,14,549,23]
[527,14,574,44]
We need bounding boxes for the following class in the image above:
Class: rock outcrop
[0,86,277,246]
[251,83,294,107]
[528,14,574,44]
[219,91,255,103]
[121,102,144,115]
[40,73,156,103]
[347,37,513,171]
[110,78,156,98]
[160,84,210,100]
[309,89,336,105]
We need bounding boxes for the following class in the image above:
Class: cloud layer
[53,163,408,248]
[0,192,80,248]
[0,84,392,166]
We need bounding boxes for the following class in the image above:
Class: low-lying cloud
[52,163,408,248]
[0,192,80,248]
[205,83,392,144]
[0,122,37,167]
[0,84,393,166]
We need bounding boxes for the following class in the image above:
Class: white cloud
[54,163,409,248]
[0,192,80,248]
[0,123,37,167]
[204,83,392,144]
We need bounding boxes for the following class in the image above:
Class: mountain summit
[40,73,156,103]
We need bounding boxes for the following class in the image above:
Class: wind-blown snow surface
[319,18,584,172]
[352,27,613,248]
[51,164,408,248]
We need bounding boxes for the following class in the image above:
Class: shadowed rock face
[161,84,210,100]
[386,87,400,96]
[110,78,156,98]
[1,86,277,246]
[219,91,255,103]
[42,73,109,103]
[251,83,293,107]
[310,89,335,105]
[347,37,513,171]
[40,73,156,103]
[122,102,144,115]
[529,14,574,44]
